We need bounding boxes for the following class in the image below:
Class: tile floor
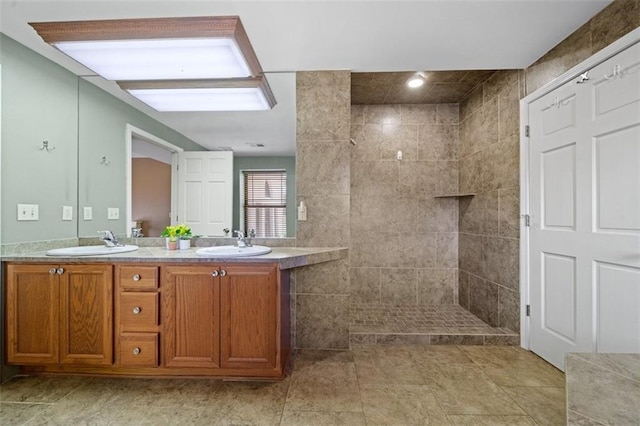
[350,304,519,346]
[0,346,566,425]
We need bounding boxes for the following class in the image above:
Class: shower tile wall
[350,104,459,306]
[458,70,523,332]
[294,71,352,349]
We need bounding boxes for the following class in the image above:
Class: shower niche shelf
[433,193,476,198]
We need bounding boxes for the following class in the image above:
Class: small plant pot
[166,238,178,250]
[179,239,191,250]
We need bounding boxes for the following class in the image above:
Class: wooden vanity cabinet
[220,264,278,370]
[115,265,160,368]
[162,263,288,376]
[162,265,221,369]
[5,263,113,366]
[6,260,291,379]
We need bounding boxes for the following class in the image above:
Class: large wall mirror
[0,32,296,245]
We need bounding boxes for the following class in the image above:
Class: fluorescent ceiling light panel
[118,77,277,111]
[29,16,263,80]
[53,39,251,80]
[127,87,270,111]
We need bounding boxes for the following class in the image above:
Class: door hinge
[525,125,530,137]
[526,305,531,317]
[523,214,530,227]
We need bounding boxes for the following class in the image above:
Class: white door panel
[596,261,640,353]
[177,151,233,237]
[541,252,577,342]
[528,41,640,370]
[591,41,640,130]
[541,142,576,230]
[594,125,640,234]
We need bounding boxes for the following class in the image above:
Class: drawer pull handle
[56,268,64,275]
[133,274,141,281]
[132,307,141,314]
[211,270,219,277]
[220,269,227,277]
[132,347,141,355]
[49,268,57,275]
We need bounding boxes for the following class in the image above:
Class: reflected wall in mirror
[130,129,180,238]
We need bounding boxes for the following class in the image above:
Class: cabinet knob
[220,269,227,277]
[132,347,141,355]
[211,270,219,277]
[132,307,141,314]
[132,274,141,281]
[49,268,57,275]
[56,268,64,275]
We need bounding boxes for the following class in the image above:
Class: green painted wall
[233,157,296,238]
[1,34,79,244]
[0,34,204,243]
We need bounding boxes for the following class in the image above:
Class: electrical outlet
[83,207,93,220]
[62,206,73,221]
[17,204,39,221]
[107,207,119,220]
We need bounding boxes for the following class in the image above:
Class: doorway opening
[125,124,183,237]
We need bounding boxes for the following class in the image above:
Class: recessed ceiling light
[407,72,426,88]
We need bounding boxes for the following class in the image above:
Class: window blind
[243,170,287,238]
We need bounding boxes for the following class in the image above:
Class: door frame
[125,124,183,237]
[519,27,640,349]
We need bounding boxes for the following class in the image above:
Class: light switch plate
[17,204,39,221]
[62,206,73,221]
[107,207,119,220]
[83,207,93,220]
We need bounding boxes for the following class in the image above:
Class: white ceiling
[1,0,612,155]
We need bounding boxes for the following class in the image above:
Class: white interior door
[528,41,640,370]
[177,151,233,237]
[529,78,593,370]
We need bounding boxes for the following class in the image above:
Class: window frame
[240,169,287,238]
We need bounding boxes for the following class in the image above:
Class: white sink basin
[46,245,139,256]
[195,245,272,257]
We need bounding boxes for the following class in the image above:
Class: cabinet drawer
[119,266,158,290]
[119,333,158,367]
[120,293,158,329]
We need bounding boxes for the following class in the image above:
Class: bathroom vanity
[3,247,346,380]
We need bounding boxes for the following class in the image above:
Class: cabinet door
[5,264,59,364]
[162,265,220,368]
[59,264,113,365]
[220,264,278,370]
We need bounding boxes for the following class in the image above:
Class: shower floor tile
[350,304,518,346]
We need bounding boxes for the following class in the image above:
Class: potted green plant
[161,225,179,250]
[175,223,195,250]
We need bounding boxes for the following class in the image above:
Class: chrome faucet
[233,230,253,248]
[99,230,124,247]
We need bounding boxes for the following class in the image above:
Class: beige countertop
[1,246,348,270]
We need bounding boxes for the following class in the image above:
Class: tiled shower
[292,71,521,349]
[349,97,520,345]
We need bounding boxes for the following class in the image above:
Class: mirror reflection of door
[131,137,174,237]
